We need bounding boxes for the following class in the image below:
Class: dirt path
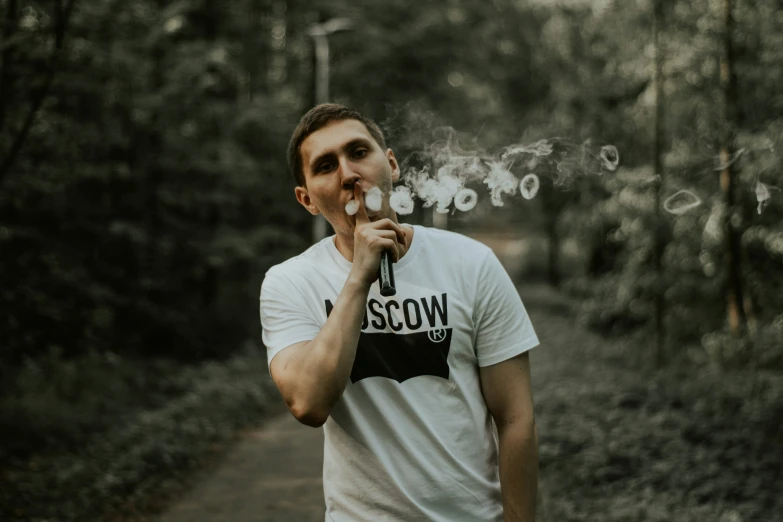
[155,411,325,522]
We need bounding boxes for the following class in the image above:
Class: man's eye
[353,149,368,158]
[317,163,334,173]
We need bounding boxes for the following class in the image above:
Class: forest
[1,0,781,520]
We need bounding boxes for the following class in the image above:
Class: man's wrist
[344,274,372,294]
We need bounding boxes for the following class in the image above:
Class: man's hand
[349,181,407,287]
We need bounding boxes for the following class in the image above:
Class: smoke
[519,174,540,200]
[389,186,415,215]
[714,148,747,171]
[599,146,620,171]
[385,124,622,216]
[365,186,383,212]
[703,202,724,243]
[454,188,478,211]
[345,186,383,216]
[379,107,778,220]
[663,190,702,215]
[754,178,780,215]
[345,200,359,216]
[481,160,518,207]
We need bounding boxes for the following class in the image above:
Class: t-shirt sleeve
[473,249,540,367]
[259,269,322,372]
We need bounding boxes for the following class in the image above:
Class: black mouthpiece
[379,250,396,296]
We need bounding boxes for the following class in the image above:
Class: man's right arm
[269,181,406,428]
[269,275,370,427]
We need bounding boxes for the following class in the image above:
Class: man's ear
[294,185,321,216]
[387,148,400,183]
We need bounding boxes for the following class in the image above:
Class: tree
[718,0,747,336]
[0,0,77,185]
[652,0,666,365]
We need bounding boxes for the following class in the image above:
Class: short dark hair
[287,103,387,187]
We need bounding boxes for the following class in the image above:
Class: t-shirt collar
[325,224,422,275]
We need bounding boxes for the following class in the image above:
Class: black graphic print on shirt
[325,293,453,383]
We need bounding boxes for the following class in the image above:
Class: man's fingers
[353,181,370,224]
[379,239,400,263]
[369,218,406,246]
[396,224,407,247]
[372,230,404,263]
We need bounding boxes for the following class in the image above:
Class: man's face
[295,119,400,236]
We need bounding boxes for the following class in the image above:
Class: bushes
[556,150,783,370]
[0,348,186,459]
[535,311,783,522]
[0,345,282,522]
[701,314,783,369]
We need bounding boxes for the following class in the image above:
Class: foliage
[528,287,783,522]
[0,345,280,522]
[554,0,783,364]
[1,0,777,368]
[0,0,781,516]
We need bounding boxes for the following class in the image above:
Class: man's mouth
[344,185,384,217]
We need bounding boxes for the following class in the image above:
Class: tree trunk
[0,0,76,186]
[143,0,166,304]
[541,179,561,287]
[0,0,19,136]
[311,11,330,243]
[652,0,666,366]
[268,0,288,87]
[201,0,222,308]
[546,213,560,288]
[719,0,747,336]
[242,0,262,101]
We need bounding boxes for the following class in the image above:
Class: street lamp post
[307,17,352,244]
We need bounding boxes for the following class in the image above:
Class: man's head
[287,103,387,188]
[288,104,401,236]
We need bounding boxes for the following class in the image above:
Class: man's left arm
[479,351,538,522]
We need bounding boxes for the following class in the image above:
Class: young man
[259,103,540,522]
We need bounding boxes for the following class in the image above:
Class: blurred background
[1,0,781,520]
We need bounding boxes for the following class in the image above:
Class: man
[259,103,539,522]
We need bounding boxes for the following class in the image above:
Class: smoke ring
[663,190,701,215]
[520,174,540,200]
[454,188,478,212]
[390,187,415,215]
[345,199,360,216]
[364,186,383,212]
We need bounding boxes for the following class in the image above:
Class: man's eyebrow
[345,137,373,148]
[309,138,374,170]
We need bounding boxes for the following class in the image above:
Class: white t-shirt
[259,225,539,522]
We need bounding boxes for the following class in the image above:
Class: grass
[522,285,783,522]
[0,345,283,522]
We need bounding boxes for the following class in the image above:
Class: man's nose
[340,158,361,188]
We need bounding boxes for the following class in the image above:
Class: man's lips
[344,193,383,217]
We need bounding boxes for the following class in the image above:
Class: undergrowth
[0,345,281,522]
